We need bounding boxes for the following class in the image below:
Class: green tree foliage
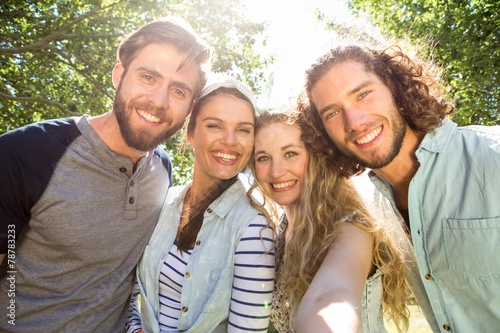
[0,0,271,185]
[346,0,499,125]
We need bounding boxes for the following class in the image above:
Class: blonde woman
[249,107,410,332]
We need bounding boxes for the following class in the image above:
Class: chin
[215,171,239,180]
[272,197,296,207]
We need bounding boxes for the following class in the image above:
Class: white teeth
[355,127,381,145]
[137,110,160,123]
[272,180,296,189]
[213,152,237,160]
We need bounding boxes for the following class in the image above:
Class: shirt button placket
[124,169,138,219]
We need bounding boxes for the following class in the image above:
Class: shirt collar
[207,179,245,219]
[169,178,245,219]
[417,117,457,154]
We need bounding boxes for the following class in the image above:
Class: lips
[213,151,238,161]
[137,109,161,123]
[271,180,296,189]
[354,126,382,145]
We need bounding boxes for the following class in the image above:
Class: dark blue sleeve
[0,118,81,252]
[154,147,173,187]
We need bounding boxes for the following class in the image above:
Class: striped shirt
[127,218,274,332]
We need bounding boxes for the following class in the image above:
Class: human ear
[112,63,125,89]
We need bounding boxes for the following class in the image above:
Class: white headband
[199,75,258,113]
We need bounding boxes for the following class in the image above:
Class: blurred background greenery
[1,0,498,186]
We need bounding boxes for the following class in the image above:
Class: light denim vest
[369,118,500,332]
[361,270,386,332]
[137,179,264,333]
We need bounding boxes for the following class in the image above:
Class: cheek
[324,123,342,142]
[254,165,267,183]
[191,134,210,152]
[241,137,255,153]
[171,100,193,118]
[297,159,308,179]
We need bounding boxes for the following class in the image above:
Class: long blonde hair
[249,106,410,332]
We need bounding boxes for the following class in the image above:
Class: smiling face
[310,61,407,169]
[188,93,255,187]
[112,43,200,152]
[254,122,308,208]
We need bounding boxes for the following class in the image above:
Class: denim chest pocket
[200,267,233,314]
[210,266,232,281]
[443,217,500,280]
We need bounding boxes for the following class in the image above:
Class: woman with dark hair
[126,77,275,333]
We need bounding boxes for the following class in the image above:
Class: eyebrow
[136,66,193,95]
[317,80,374,117]
[136,66,161,78]
[172,80,193,95]
[202,117,255,127]
[254,143,297,156]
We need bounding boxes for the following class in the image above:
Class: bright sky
[241,0,376,188]
[242,0,358,109]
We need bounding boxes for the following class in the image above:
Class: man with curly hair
[299,44,500,332]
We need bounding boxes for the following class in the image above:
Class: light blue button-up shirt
[136,179,272,333]
[369,118,500,332]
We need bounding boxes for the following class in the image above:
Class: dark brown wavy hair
[302,44,455,175]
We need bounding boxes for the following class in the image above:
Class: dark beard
[338,112,407,169]
[113,92,184,152]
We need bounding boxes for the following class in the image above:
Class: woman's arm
[228,215,275,333]
[296,222,373,333]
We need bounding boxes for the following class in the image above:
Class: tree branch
[0,1,127,55]
[50,48,114,99]
[0,91,76,115]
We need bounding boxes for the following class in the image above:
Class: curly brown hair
[301,44,455,174]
